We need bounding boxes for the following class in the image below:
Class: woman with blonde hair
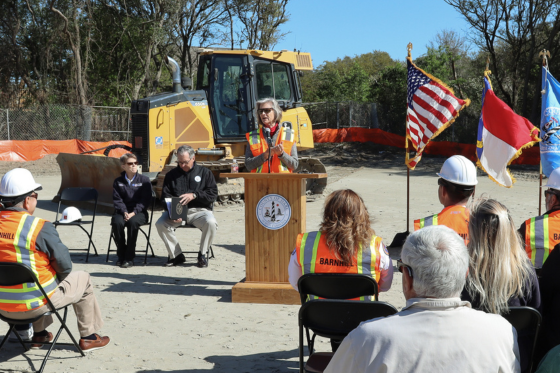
[462,197,540,372]
[288,189,393,293]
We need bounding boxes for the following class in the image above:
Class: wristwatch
[192,193,197,199]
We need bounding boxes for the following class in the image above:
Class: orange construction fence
[313,128,540,166]
[0,140,132,162]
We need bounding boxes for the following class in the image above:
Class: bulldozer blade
[54,153,122,214]
[297,157,328,195]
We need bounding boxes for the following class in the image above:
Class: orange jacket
[0,210,58,312]
[414,205,470,244]
[295,231,382,301]
[246,126,295,173]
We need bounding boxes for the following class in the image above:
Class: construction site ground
[0,143,543,372]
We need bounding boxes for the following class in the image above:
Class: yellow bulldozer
[55,49,327,212]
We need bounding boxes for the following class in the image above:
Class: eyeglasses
[29,193,38,200]
[178,158,192,166]
[396,258,413,278]
[126,162,138,166]
[545,189,559,197]
[258,108,273,115]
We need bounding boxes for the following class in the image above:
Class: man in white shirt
[325,225,520,373]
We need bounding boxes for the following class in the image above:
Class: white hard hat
[543,168,560,190]
[0,168,42,197]
[437,155,478,186]
[59,207,82,223]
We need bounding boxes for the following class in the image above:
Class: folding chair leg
[0,323,15,350]
[208,246,215,259]
[53,308,85,357]
[106,228,114,263]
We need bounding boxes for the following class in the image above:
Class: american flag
[406,59,469,169]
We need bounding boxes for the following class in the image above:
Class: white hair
[177,145,195,159]
[402,225,469,298]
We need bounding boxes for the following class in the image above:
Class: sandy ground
[0,146,544,372]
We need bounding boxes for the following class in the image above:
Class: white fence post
[6,109,10,140]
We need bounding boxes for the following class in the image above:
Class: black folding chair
[53,187,98,262]
[501,306,542,373]
[298,273,379,305]
[106,190,156,265]
[172,202,216,265]
[298,299,397,373]
[0,262,84,373]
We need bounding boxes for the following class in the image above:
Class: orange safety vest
[246,125,295,173]
[0,210,58,312]
[524,210,560,268]
[414,205,470,245]
[295,231,382,301]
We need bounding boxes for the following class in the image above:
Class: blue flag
[540,67,560,177]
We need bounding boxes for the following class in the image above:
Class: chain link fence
[305,101,476,144]
[0,105,130,142]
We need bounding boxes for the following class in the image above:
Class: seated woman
[462,197,540,373]
[288,189,393,295]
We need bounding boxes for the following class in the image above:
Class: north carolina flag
[476,74,540,187]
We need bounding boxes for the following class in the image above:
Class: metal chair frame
[298,299,397,373]
[0,262,85,373]
[106,190,156,265]
[501,306,542,373]
[53,187,99,262]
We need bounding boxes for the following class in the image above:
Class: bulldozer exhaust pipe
[165,56,183,93]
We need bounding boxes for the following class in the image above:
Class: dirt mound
[0,154,61,176]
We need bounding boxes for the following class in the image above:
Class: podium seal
[256,194,291,230]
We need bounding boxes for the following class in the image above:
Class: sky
[275,0,473,68]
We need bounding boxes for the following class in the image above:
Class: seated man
[0,168,110,351]
[414,155,477,244]
[156,145,218,268]
[111,153,152,268]
[325,225,520,373]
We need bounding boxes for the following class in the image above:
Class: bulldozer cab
[196,52,305,143]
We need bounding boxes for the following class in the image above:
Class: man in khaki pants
[0,168,110,351]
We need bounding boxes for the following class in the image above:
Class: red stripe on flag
[430,80,466,107]
[413,109,438,139]
[419,85,458,117]
[413,95,449,126]
[408,111,432,146]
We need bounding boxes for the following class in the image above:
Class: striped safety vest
[414,205,470,244]
[295,231,382,301]
[0,211,58,312]
[246,125,295,173]
[524,210,560,268]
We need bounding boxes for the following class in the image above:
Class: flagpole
[407,138,410,231]
[539,49,550,215]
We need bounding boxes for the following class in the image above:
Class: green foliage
[369,63,408,135]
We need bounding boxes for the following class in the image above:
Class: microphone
[263,127,273,173]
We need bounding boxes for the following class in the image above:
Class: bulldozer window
[211,56,250,139]
[255,63,292,101]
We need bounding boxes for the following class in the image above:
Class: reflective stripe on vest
[0,214,57,311]
[297,231,379,301]
[526,215,553,268]
[417,214,438,229]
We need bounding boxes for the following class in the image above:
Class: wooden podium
[220,172,327,305]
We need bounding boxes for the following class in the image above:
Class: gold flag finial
[407,43,413,58]
[539,49,551,67]
[485,56,490,71]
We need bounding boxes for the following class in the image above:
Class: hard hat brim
[436,173,478,186]
[0,183,42,197]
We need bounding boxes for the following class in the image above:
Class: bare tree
[445,0,560,118]
[233,0,289,50]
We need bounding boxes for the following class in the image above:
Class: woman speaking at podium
[245,98,298,173]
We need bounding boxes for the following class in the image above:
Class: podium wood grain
[220,173,327,304]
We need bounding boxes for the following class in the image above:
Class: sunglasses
[29,193,38,200]
[545,189,558,197]
[126,162,138,166]
[258,108,273,114]
[396,258,413,278]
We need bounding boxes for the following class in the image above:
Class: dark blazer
[112,171,152,215]
[161,162,217,210]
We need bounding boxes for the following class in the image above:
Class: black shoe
[121,261,134,268]
[197,252,208,268]
[165,253,186,267]
[116,260,123,267]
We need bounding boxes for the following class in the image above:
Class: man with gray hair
[156,145,218,268]
[325,225,520,373]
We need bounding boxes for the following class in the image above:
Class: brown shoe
[31,331,53,349]
[79,334,110,352]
